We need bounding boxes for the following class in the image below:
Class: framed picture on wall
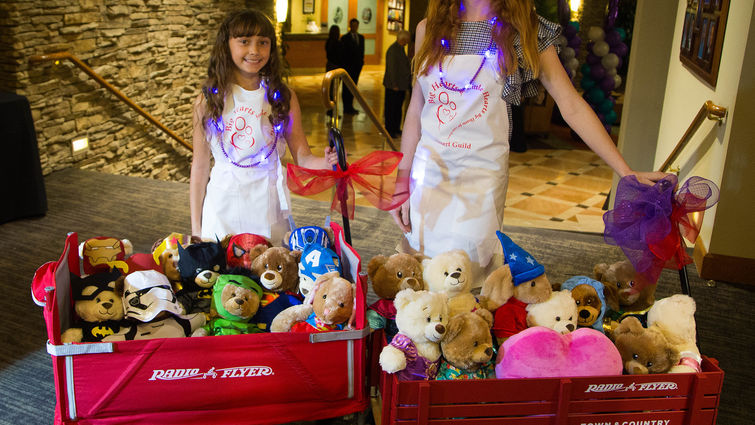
[679,0,729,87]
[303,0,315,15]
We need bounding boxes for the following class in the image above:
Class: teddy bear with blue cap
[295,236,342,298]
[481,231,552,345]
[560,275,608,333]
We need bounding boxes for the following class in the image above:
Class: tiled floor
[283,65,613,234]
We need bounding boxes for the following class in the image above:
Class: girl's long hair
[202,9,290,134]
[414,0,540,78]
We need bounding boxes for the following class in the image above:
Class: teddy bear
[379,288,449,380]
[103,270,205,341]
[436,311,496,380]
[78,236,133,275]
[481,231,552,344]
[525,289,578,335]
[222,233,270,270]
[423,250,492,324]
[150,232,191,291]
[647,294,701,373]
[270,271,355,332]
[61,269,128,343]
[366,252,426,343]
[175,240,226,318]
[192,272,264,336]
[611,316,679,374]
[560,276,608,333]
[249,246,304,331]
[595,259,656,333]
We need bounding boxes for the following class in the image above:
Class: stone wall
[0,0,274,182]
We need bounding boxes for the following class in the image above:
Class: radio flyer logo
[426,80,489,144]
[584,382,678,393]
[148,366,274,381]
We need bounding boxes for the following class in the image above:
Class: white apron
[405,52,510,280]
[202,84,290,244]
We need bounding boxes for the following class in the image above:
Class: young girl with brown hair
[191,9,336,243]
[390,0,667,280]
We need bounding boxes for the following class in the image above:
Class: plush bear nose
[102,302,112,309]
[450,272,460,279]
[235,299,244,305]
[566,324,575,331]
[579,309,591,318]
[263,271,275,280]
[202,271,213,279]
[484,347,493,356]
[406,277,419,288]
[435,323,445,335]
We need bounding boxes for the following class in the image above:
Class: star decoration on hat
[526,256,535,265]
[509,253,518,262]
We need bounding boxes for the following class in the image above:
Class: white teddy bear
[379,288,449,380]
[526,289,578,335]
[422,250,492,322]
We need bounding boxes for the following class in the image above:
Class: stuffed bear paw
[379,345,408,374]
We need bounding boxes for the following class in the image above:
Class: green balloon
[588,87,605,104]
[605,109,618,124]
[599,98,614,113]
[581,77,596,90]
[581,63,591,76]
[569,21,580,31]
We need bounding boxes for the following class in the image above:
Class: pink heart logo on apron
[436,91,457,124]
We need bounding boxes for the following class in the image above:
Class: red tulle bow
[287,151,409,220]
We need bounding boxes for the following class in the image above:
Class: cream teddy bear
[423,250,492,323]
[379,289,449,380]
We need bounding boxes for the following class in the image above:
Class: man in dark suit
[340,18,364,114]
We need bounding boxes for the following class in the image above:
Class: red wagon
[32,223,370,425]
[370,330,724,425]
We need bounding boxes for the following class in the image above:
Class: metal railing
[321,68,399,152]
[29,51,193,151]
[660,100,727,173]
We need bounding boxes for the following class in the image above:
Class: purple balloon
[590,64,606,80]
[586,53,601,65]
[568,36,581,49]
[564,24,578,38]
[611,42,629,58]
[597,112,606,123]
[605,30,622,47]
[600,75,616,91]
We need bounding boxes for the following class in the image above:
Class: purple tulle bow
[603,175,719,285]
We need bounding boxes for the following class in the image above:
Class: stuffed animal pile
[373,230,704,381]
[61,226,358,344]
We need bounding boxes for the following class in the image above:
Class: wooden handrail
[29,51,192,151]
[321,68,398,152]
[660,100,726,172]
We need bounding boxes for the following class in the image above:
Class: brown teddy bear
[61,269,127,343]
[560,276,608,333]
[367,252,426,342]
[481,232,552,345]
[192,273,263,336]
[595,259,656,332]
[249,246,303,331]
[611,316,679,374]
[270,271,355,332]
[436,311,496,380]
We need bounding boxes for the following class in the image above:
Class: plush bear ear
[367,255,388,279]
[393,288,415,311]
[593,263,610,282]
[615,316,643,336]
[113,275,126,297]
[289,249,302,263]
[218,234,234,250]
[443,314,464,342]
[602,282,620,312]
[480,266,514,310]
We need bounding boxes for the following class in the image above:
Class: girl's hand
[389,201,411,233]
[324,146,339,168]
[625,170,673,186]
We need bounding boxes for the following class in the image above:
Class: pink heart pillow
[495,326,622,379]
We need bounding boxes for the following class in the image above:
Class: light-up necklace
[213,82,284,169]
[438,17,498,93]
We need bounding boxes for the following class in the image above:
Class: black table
[0,92,47,223]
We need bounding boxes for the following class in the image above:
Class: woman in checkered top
[389,0,668,282]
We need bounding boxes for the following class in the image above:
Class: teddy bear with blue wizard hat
[480,231,553,345]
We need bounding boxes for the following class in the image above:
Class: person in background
[190,9,337,244]
[325,24,342,117]
[382,30,412,139]
[340,18,365,114]
[389,0,668,282]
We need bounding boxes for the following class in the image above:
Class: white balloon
[592,40,610,57]
[588,26,605,42]
[601,53,619,70]
[557,35,568,47]
[561,47,576,60]
[566,57,579,71]
[613,74,622,88]
[606,67,618,77]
